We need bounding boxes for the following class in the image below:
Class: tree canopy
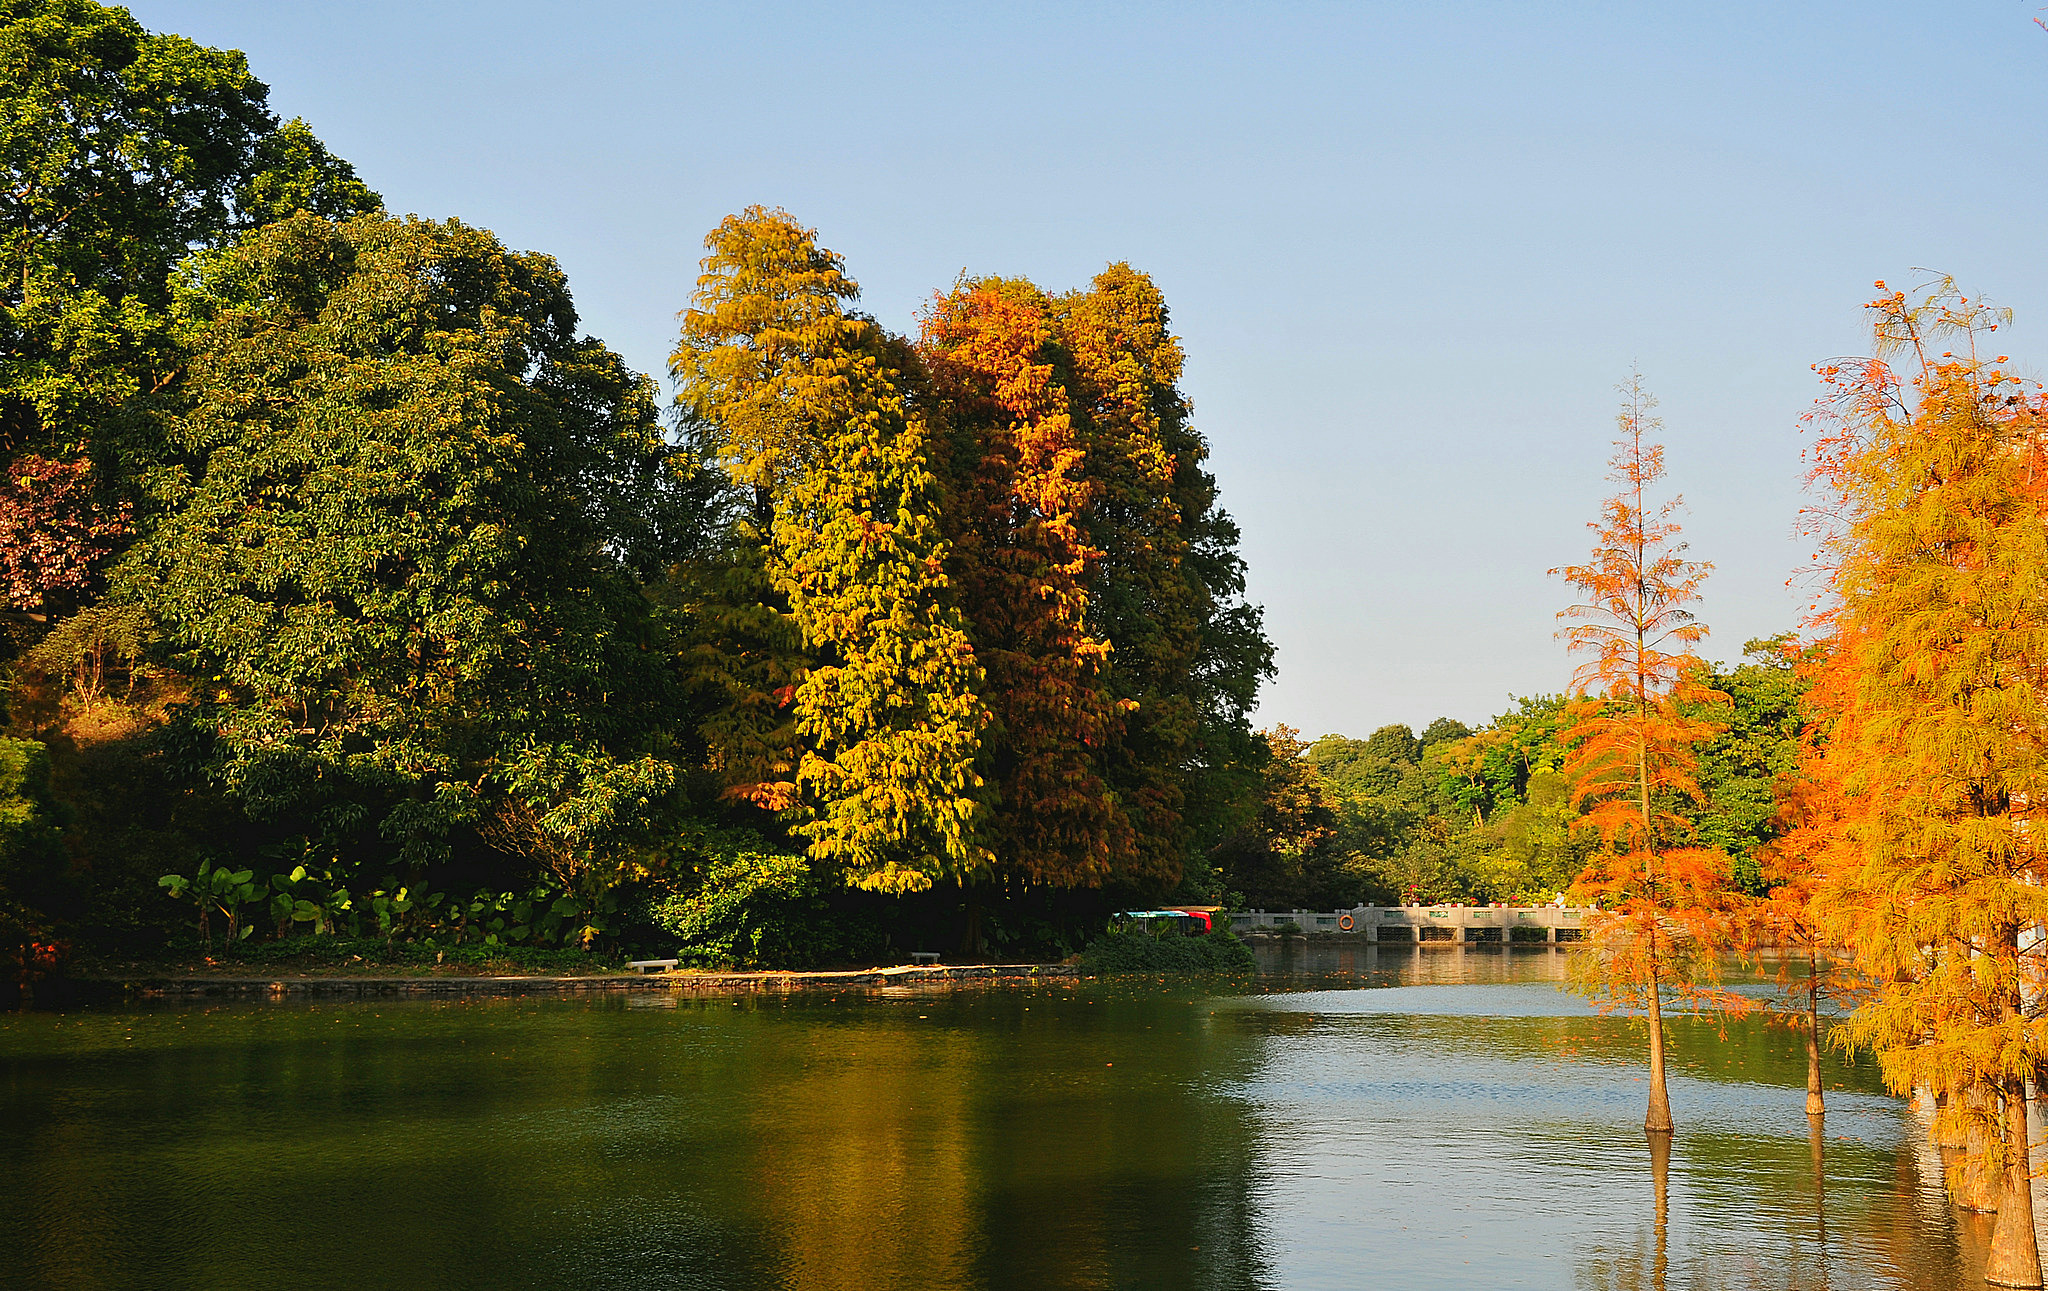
[1,0,378,618]
[0,27,1277,975]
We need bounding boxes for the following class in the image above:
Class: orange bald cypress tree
[919,278,1135,885]
[1555,372,1740,1136]
[1752,720,1859,1121]
[1803,280,2048,1287]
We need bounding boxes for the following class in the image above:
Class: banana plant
[159,861,261,949]
[265,865,355,937]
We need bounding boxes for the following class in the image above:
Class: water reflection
[1228,951,1993,1291]
[0,987,1275,1291]
[1252,938,1576,984]
[0,953,2028,1290]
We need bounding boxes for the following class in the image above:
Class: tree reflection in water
[1567,1114,2001,1291]
[0,956,2029,1289]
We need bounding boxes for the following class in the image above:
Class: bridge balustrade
[1228,904,1589,944]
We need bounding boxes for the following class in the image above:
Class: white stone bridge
[1230,904,1590,944]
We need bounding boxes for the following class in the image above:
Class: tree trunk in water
[1646,975,1674,1134]
[1955,1096,2005,1214]
[1955,1141,2003,1213]
[1986,1079,2043,1287]
[1805,949,1825,1118]
[1804,1013,1825,1118]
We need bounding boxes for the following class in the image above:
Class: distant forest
[1221,639,1804,915]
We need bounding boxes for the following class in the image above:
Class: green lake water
[0,948,2022,1289]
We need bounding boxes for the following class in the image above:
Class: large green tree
[122,212,685,894]
[0,0,377,618]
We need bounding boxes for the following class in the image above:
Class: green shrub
[0,737,70,971]
[1079,926,1257,976]
[649,851,882,969]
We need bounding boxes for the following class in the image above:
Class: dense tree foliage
[661,212,1272,948]
[1,0,377,620]
[0,9,1274,976]
[1795,281,2048,1283]
[126,212,688,908]
[1217,665,1807,917]
[919,278,1130,887]
[673,208,988,896]
[1206,726,1344,910]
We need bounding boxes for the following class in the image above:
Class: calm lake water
[0,947,2025,1290]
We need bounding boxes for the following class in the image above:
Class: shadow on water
[0,950,2026,1290]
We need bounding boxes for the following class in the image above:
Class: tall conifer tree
[1057,265,1270,883]
[1806,281,2048,1287]
[920,278,1134,885]
[1555,374,1737,1136]
[672,209,988,893]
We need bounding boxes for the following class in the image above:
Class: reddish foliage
[0,454,130,612]
[1553,376,1745,1134]
[919,281,1135,884]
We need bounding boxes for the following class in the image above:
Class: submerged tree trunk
[1952,1085,2005,1214]
[1953,1133,2003,1214]
[1637,712,1673,1138]
[1803,1022,1825,1117]
[1987,1077,2043,1287]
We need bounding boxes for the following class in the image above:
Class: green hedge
[1079,926,1257,975]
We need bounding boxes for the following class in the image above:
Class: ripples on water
[0,947,2023,1290]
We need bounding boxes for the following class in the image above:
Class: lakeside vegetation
[0,0,1281,977]
[0,2,1813,984]
[5,3,2048,1277]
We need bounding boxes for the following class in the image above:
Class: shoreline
[50,962,1080,1002]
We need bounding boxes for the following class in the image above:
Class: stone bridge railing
[1230,904,1590,943]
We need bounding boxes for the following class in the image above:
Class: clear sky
[135,0,2048,738]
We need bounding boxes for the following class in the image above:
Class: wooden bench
[909,952,941,965]
[626,958,678,974]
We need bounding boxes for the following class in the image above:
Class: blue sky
[137,1,2048,737]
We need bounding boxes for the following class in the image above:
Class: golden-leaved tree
[671,207,988,894]
[1555,372,1738,1136]
[1804,280,2048,1287]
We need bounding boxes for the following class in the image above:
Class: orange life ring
[1337,913,1355,932]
